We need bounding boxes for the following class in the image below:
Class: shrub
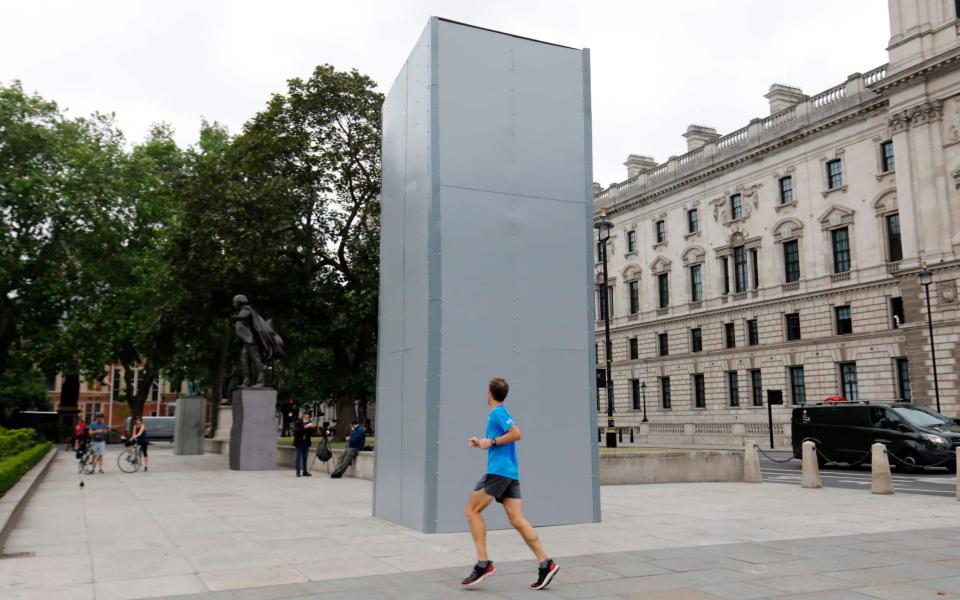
[0,427,39,460]
[0,442,52,498]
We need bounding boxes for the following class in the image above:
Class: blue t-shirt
[89,422,106,442]
[486,405,519,480]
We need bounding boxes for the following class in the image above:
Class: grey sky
[1,1,889,186]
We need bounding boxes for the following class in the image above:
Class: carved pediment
[818,205,855,230]
[681,245,706,266]
[622,264,642,280]
[650,256,672,274]
[872,189,898,214]
[772,217,804,242]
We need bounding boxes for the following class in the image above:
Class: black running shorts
[475,474,521,503]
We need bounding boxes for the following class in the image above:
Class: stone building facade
[593,0,960,447]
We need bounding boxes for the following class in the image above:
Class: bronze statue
[231,295,285,387]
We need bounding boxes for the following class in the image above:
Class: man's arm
[476,425,521,449]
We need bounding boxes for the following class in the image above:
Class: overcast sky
[1,0,890,186]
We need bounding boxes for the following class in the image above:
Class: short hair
[489,378,509,403]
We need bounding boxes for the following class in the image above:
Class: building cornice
[872,45,960,94]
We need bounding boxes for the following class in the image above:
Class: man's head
[95,412,103,422]
[301,411,311,421]
[487,377,509,406]
[232,294,248,309]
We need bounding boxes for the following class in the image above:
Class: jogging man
[461,377,559,591]
[89,413,107,473]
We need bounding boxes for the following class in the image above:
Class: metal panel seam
[423,16,442,534]
[582,47,602,523]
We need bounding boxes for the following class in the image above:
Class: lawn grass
[277,436,374,449]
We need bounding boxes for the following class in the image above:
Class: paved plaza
[3,446,960,599]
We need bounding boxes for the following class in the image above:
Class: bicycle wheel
[81,452,96,474]
[117,447,141,473]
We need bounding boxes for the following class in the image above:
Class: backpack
[315,439,332,463]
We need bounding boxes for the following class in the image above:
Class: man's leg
[331,448,350,476]
[464,489,495,562]
[502,498,547,563]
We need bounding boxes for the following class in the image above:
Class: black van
[791,402,958,473]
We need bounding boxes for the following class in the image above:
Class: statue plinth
[174,395,206,455]
[229,387,277,471]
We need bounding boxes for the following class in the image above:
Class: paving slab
[5,447,960,599]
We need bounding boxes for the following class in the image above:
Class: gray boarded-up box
[375,17,600,534]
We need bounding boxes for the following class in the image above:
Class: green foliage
[0,440,51,497]
[0,427,40,460]
[1,66,384,432]
[0,352,49,419]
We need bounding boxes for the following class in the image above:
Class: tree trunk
[333,392,357,440]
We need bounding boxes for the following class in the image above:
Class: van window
[869,407,902,430]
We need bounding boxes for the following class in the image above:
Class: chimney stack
[624,154,657,179]
[764,84,806,114]
[682,125,719,151]
[592,182,602,196]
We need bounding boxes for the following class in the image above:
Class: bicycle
[77,444,95,475]
[117,440,145,473]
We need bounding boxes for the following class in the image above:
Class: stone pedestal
[173,395,206,455]
[214,405,233,441]
[229,388,277,471]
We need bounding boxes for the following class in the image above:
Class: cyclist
[73,416,88,452]
[89,413,107,473]
[130,417,150,472]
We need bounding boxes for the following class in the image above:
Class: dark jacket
[292,419,314,448]
[347,425,366,450]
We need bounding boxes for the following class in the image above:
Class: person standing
[330,421,365,478]
[292,411,316,477]
[130,417,150,472]
[73,417,88,451]
[461,378,559,591]
[88,413,107,474]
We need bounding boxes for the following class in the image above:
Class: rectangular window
[786,313,801,341]
[629,280,640,314]
[730,194,743,220]
[691,327,703,353]
[721,257,730,294]
[661,376,671,409]
[886,213,902,262]
[881,140,895,172]
[835,305,853,335]
[656,220,666,244]
[111,369,121,402]
[840,362,858,401]
[751,369,763,407]
[733,246,748,293]
[631,378,641,410]
[151,380,159,403]
[629,337,639,360]
[658,273,669,308]
[658,333,669,357]
[897,358,912,402]
[750,248,759,289]
[747,319,759,346]
[827,159,843,189]
[83,402,103,424]
[783,240,800,283]
[790,366,806,405]
[627,230,637,253]
[891,296,905,328]
[728,371,740,407]
[596,241,603,262]
[779,176,794,204]
[725,322,736,348]
[688,209,699,234]
[690,264,703,302]
[598,286,614,320]
[693,374,706,408]
[832,227,850,273]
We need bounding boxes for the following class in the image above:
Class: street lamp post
[640,381,648,423]
[595,209,616,448]
[918,265,942,413]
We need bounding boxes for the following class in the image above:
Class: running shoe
[530,559,559,590]
[461,562,495,587]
